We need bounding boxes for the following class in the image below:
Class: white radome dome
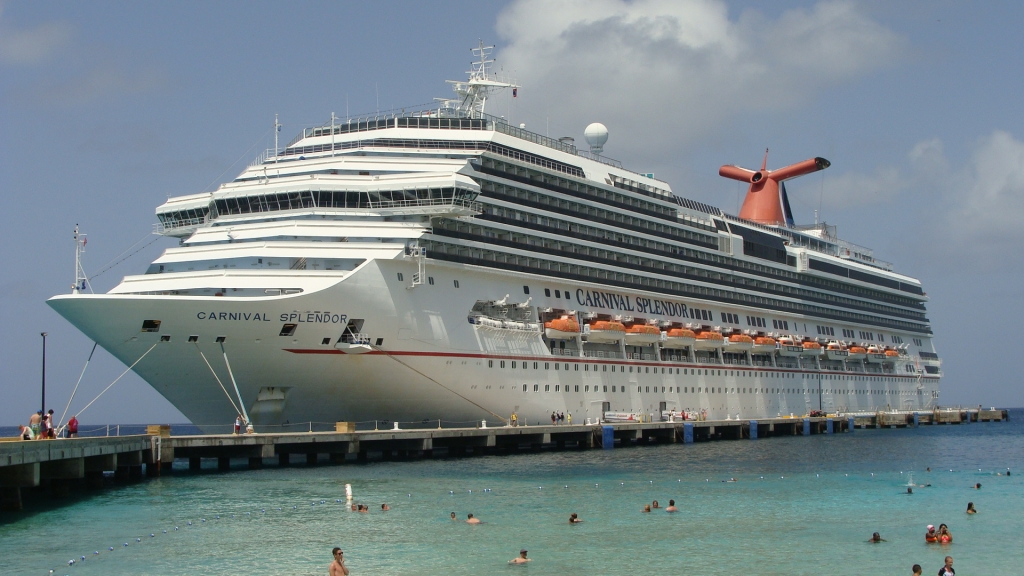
[584,123,609,153]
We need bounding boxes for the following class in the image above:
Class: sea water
[2,411,1020,575]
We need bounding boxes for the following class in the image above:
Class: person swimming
[642,504,651,513]
[966,502,976,514]
[925,525,938,543]
[450,511,457,521]
[869,532,886,543]
[466,513,481,524]
[569,513,583,524]
[651,500,659,509]
[937,524,952,543]
[665,499,679,512]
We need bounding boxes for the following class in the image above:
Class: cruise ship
[48,44,941,429]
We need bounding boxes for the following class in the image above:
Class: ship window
[602,365,607,372]
[645,386,649,393]
[375,338,383,346]
[565,292,571,300]
[545,288,551,297]
[534,384,539,391]
[575,385,579,392]
[321,337,330,345]
[575,364,579,371]
[523,285,530,294]
[141,320,161,333]
[545,385,550,392]
[611,386,616,392]
[188,335,198,343]
[555,385,559,391]
[533,362,538,369]
[454,280,460,288]
[215,336,226,343]
[279,324,297,337]
[428,276,434,285]
[160,335,171,342]
[511,361,516,368]
[500,361,506,368]
[554,290,561,298]
[603,385,608,392]
[554,363,559,370]
[586,385,590,392]
[488,360,493,368]
[397,273,404,281]
[545,363,550,369]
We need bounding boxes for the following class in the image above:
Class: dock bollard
[848,416,855,432]
[481,420,487,429]
[826,418,833,434]
[393,422,399,430]
[601,426,614,450]
[802,418,811,436]
[749,420,758,440]
[683,422,694,444]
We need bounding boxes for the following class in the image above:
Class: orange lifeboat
[663,328,696,349]
[544,316,580,340]
[865,345,886,363]
[778,336,803,357]
[693,331,725,350]
[726,334,754,352]
[752,336,776,353]
[585,320,626,343]
[823,340,849,360]
[624,324,661,345]
[847,346,867,360]
[800,340,822,357]
[884,349,900,358]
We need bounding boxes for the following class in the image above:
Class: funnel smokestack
[719,154,830,225]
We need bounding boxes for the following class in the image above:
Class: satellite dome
[584,123,608,154]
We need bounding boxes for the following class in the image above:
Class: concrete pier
[0,408,1009,512]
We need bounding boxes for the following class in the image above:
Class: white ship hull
[49,259,938,430]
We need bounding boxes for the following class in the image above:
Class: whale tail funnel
[719,152,830,225]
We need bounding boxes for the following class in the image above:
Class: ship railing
[153,215,209,235]
[247,148,279,168]
[581,350,624,360]
[340,332,371,345]
[367,197,482,213]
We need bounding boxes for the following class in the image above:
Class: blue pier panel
[683,422,694,444]
[802,418,811,436]
[602,426,614,450]
[913,412,920,427]
[848,416,855,432]
[826,418,833,434]
[749,420,758,440]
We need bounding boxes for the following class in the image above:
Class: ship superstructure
[49,43,940,428]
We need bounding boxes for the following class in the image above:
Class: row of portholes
[505,383,907,397]
[484,360,913,385]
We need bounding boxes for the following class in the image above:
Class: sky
[1,0,1022,425]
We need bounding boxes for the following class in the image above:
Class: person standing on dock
[67,415,78,438]
[234,415,242,435]
[29,411,41,439]
[329,548,349,576]
[567,413,572,425]
[19,425,34,440]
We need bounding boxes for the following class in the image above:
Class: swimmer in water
[652,500,660,509]
[665,499,679,512]
[381,503,390,511]
[509,549,531,564]
[642,504,651,513]
[350,504,357,512]
[966,502,976,514]
[907,487,913,494]
[974,482,982,489]
[869,532,886,543]
[329,548,349,576]
[937,524,952,543]
[450,512,457,521]
[466,513,481,524]
[569,513,583,524]
[925,525,938,543]
[911,564,922,576]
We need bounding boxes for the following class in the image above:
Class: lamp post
[40,332,47,413]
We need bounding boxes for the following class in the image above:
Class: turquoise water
[3,412,1020,575]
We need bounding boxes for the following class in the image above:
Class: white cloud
[954,130,1024,245]
[0,5,72,65]
[496,0,903,159]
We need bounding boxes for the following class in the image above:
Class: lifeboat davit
[752,336,776,354]
[865,345,887,363]
[777,336,803,357]
[662,328,696,349]
[544,316,580,340]
[585,320,626,343]
[800,341,822,357]
[726,334,754,352]
[693,331,725,351]
[847,346,867,360]
[624,324,661,345]
[823,340,849,361]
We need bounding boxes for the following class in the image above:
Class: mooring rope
[194,344,242,415]
[74,342,159,418]
[58,342,98,429]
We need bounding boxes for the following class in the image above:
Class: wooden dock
[0,408,1008,512]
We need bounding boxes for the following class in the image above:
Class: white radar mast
[442,40,518,118]
[72,224,91,294]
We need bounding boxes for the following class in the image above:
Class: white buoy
[345,484,353,500]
